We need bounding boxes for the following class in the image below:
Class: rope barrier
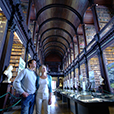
[0,92,21,111]
[0,99,21,111]
[0,92,21,99]
[0,92,9,98]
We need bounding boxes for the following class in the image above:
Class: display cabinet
[56,89,114,114]
[73,91,114,114]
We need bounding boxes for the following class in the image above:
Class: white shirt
[38,77,48,93]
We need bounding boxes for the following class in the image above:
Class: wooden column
[26,0,32,27]
[90,2,100,33]
[75,33,81,87]
[81,23,89,80]
[70,42,75,61]
[63,58,65,70]
[41,47,44,64]
[33,53,37,60]
[73,43,75,60]
[81,24,87,47]
[68,52,70,66]
[38,41,40,56]
[73,43,76,59]
[0,21,15,83]
[35,33,39,52]
[66,54,68,68]
[69,48,72,63]
[76,35,80,55]
[63,55,66,70]
[96,34,111,92]
[77,61,81,87]
[0,22,15,114]
[32,21,36,43]
[39,47,43,64]
[65,57,67,70]
[24,39,31,68]
[73,67,76,89]
[57,76,60,88]
[84,48,89,79]
[24,45,28,66]
[25,0,33,66]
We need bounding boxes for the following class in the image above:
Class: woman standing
[36,65,52,114]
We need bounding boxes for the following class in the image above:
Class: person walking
[36,65,52,114]
[13,59,37,114]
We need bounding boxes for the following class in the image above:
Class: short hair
[28,59,36,68]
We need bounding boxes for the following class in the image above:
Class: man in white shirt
[13,59,37,114]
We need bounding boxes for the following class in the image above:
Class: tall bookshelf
[103,43,114,92]
[10,43,25,82]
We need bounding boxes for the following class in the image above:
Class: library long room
[0,0,114,114]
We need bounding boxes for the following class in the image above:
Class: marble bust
[3,65,13,83]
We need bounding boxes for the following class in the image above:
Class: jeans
[21,93,35,114]
[36,92,49,114]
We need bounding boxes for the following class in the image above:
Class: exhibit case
[56,88,114,114]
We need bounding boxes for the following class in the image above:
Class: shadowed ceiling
[20,0,113,71]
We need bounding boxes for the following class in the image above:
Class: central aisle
[33,94,73,114]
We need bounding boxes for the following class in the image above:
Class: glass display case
[74,91,114,103]
[73,91,114,114]
[56,89,114,103]
[55,88,114,114]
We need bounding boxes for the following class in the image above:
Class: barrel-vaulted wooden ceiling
[20,0,113,69]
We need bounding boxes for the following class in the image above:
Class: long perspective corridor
[0,0,114,114]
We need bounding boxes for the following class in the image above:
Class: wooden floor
[3,94,114,114]
[3,94,73,114]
